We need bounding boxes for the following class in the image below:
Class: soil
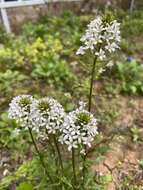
[93,96,143,189]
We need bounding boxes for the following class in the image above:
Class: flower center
[38,100,50,113]
[76,112,91,126]
[19,97,31,113]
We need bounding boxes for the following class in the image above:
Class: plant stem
[28,127,53,183]
[81,152,86,189]
[48,138,56,157]
[72,148,77,189]
[88,55,98,112]
[46,129,56,157]
[81,54,98,187]
[53,135,64,173]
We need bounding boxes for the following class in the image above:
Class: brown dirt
[93,96,143,189]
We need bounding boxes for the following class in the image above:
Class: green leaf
[16,182,33,190]
[130,86,137,94]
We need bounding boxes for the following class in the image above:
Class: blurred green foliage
[105,60,143,95]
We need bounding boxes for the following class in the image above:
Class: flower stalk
[82,53,99,186]
[53,135,64,173]
[72,148,77,189]
[88,54,98,112]
[28,127,53,183]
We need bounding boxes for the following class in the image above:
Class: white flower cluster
[59,102,98,152]
[8,95,34,128]
[31,97,65,135]
[8,96,98,153]
[76,17,120,60]
[8,95,65,138]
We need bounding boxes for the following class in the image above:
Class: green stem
[81,155,86,187]
[72,148,77,189]
[48,138,56,157]
[28,127,53,183]
[88,55,98,112]
[46,129,56,157]
[53,135,64,173]
[81,54,98,187]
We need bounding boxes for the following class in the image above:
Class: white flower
[105,42,119,53]
[76,47,86,55]
[80,149,86,155]
[79,101,87,110]
[105,20,121,42]
[77,17,103,55]
[59,103,98,152]
[106,60,114,67]
[8,95,35,128]
[98,68,105,74]
[31,97,65,135]
[76,16,120,61]
[95,49,106,60]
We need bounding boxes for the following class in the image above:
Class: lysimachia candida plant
[8,14,120,189]
[77,15,120,111]
[76,15,120,185]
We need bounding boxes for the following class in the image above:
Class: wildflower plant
[59,102,98,152]
[31,97,65,136]
[77,14,120,111]
[76,14,120,188]
[8,95,34,128]
[76,16,120,59]
[8,14,120,190]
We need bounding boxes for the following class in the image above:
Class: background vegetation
[0,3,143,189]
